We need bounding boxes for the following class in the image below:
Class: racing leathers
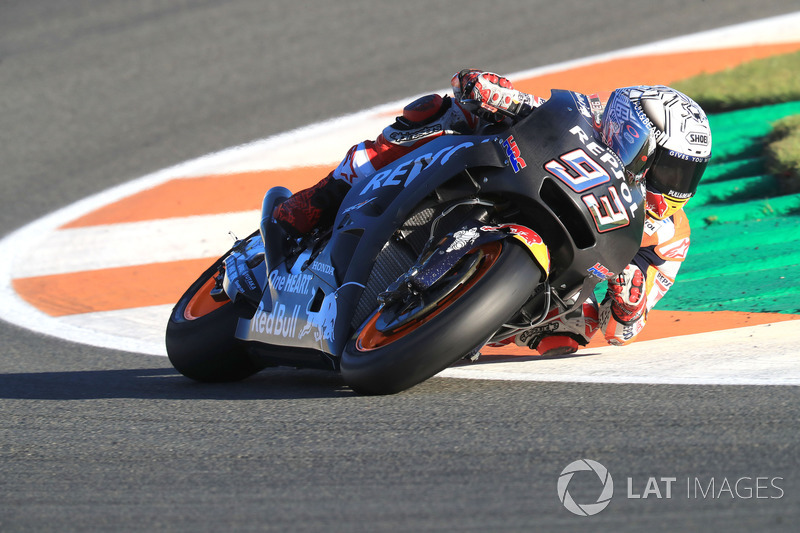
[272,71,691,353]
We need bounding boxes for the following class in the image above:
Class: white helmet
[601,85,712,219]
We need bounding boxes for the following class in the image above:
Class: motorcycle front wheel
[166,256,265,382]
[341,240,541,395]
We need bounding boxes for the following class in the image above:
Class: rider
[272,70,713,355]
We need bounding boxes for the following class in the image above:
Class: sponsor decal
[643,219,660,236]
[333,145,361,184]
[446,228,480,253]
[654,271,673,293]
[481,223,550,274]
[387,124,443,144]
[574,93,592,119]
[341,196,377,215]
[588,262,614,279]
[268,270,313,295]
[668,150,710,163]
[646,191,669,217]
[502,135,527,173]
[299,293,337,342]
[666,190,692,199]
[588,93,604,126]
[522,322,560,339]
[359,141,474,195]
[310,261,335,276]
[240,270,258,291]
[687,131,709,146]
[658,237,690,260]
[624,124,641,145]
[481,223,542,247]
[250,304,301,338]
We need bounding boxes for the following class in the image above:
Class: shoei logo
[687,131,709,146]
[557,459,614,516]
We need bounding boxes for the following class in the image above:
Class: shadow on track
[0,349,604,402]
[0,366,354,401]
[453,350,597,365]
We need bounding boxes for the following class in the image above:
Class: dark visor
[612,119,652,176]
[648,146,709,197]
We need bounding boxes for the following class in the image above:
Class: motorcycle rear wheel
[166,257,264,382]
[341,240,540,395]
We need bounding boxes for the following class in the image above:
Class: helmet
[601,86,712,219]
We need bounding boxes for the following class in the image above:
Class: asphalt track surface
[2,1,800,531]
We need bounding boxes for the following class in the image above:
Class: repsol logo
[359,142,474,195]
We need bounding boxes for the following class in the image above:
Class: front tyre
[166,257,264,382]
[341,241,541,395]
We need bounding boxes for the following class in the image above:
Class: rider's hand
[606,264,646,325]
[451,69,523,120]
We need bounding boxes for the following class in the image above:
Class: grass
[672,50,800,113]
[764,115,800,194]
[672,51,800,190]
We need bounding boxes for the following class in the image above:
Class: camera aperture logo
[557,459,614,516]
[558,459,786,517]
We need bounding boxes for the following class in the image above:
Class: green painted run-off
[663,101,800,314]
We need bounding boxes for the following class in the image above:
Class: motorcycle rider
[272,70,712,355]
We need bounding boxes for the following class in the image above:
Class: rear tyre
[341,241,540,395]
[166,257,264,382]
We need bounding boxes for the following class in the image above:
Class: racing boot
[533,335,581,357]
[488,295,600,356]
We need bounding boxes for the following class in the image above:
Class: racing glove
[605,264,646,325]
[450,69,537,121]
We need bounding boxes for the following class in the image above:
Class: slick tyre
[166,258,264,382]
[341,241,540,395]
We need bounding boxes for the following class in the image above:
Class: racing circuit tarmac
[2,1,800,531]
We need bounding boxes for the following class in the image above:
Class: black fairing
[238,90,645,365]
[478,90,646,295]
[330,89,645,325]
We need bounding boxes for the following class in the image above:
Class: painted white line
[504,11,800,85]
[442,321,800,386]
[59,305,173,356]
[13,211,260,278]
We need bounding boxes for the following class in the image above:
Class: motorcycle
[166,90,646,395]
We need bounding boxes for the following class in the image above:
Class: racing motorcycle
[166,90,645,395]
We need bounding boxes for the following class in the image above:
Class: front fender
[394,222,550,295]
[479,223,550,278]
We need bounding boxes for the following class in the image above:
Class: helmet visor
[648,146,709,198]
[604,113,653,176]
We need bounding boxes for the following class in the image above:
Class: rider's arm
[451,69,545,122]
[600,211,691,345]
[273,70,545,236]
[330,94,479,185]
[319,70,545,187]
[272,93,477,236]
